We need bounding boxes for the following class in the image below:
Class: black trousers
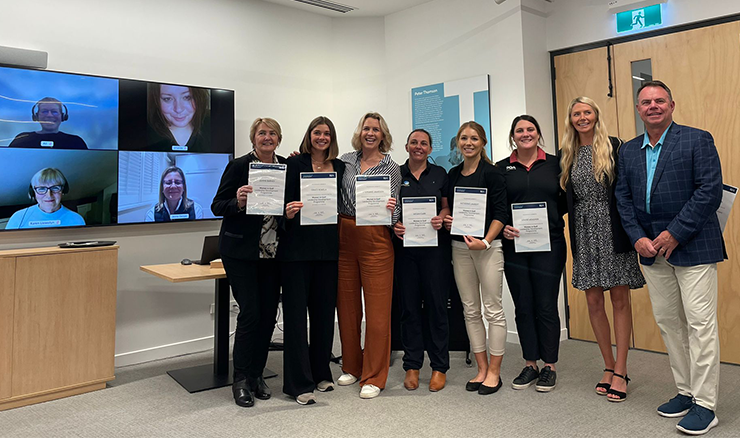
[281,260,338,397]
[221,256,281,383]
[502,237,566,364]
[395,246,451,373]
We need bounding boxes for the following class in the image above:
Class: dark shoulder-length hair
[299,116,339,160]
[147,83,209,142]
[508,115,544,150]
[156,166,193,211]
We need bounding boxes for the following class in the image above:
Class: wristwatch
[482,238,492,250]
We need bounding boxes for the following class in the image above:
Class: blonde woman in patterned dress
[560,97,645,402]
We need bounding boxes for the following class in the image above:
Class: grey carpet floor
[2,339,739,438]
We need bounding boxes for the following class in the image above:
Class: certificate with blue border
[300,172,337,225]
[402,197,438,247]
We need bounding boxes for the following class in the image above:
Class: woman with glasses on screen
[5,167,85,229]
[145,166,204,222]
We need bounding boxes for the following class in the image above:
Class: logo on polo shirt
[402,180,410,187]
[506,165,516,171]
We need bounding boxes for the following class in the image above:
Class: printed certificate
[300,172,338,225]
[402,197,438,247]
[246,163,287,216]
[451,187,487,238]
[512,202,551,252]
[717,184,737,233]
[355,175,391,226]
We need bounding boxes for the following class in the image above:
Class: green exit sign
[617,4,662,33]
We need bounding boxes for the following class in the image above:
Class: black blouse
[277,153,346,262]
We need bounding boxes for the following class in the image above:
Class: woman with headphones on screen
[5,167,85,229]
[211,117,287,408]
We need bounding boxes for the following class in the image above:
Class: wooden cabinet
[0,246,117,411]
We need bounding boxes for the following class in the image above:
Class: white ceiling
[260,0,435,17]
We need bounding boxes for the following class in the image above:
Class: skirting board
[114,325,566,368]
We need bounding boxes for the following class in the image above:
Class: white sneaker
[316,380,335,392]
[359,384,380,399]
[337,373,358,386]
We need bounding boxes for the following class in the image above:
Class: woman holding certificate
[443,121,508,395]
[337,112,401,399]
[211,117,287,408]
[279,116,346,405]
[392,129,451,392]
[497,115,566,393]
[560,97,644,401]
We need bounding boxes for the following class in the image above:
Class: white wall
[0,0,341,366]
[3,0,738,366]
[546,0,740,51]
[382,0,568,342]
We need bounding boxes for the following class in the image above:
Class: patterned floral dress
[571,145,645,290]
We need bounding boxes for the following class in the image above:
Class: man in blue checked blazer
[615,81,724,436]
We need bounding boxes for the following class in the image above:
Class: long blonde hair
[559,97,614,190]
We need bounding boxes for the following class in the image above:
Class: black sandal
[606,373,630,402]
[595,368,614,396]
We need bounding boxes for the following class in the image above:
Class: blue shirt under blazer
[615,123,725,267]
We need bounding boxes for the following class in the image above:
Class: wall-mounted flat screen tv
[0,66,234,231]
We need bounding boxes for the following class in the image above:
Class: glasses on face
[163,179,184,187]
[34,185,63,195]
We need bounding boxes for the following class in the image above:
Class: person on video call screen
[5,167,86,229]
[147,84,211,152]
[145,166,204,222]
[8,97,88,150]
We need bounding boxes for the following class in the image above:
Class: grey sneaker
[535,366,557,392]
[512,365,539,389]
[658,394,694,418]
[316,380,334,392]
[296,392,316,405]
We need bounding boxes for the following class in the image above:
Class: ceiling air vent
[292,0,357,13]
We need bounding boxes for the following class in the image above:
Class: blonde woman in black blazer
[211,117,287,408]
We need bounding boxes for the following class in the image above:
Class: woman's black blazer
[277,153,346,262]
[211,152,288,261]
[564,136,632,256]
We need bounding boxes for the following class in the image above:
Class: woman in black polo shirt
[497,115,566,393]
[392,129,451,392]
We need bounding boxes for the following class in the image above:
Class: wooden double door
[554,21,740,364]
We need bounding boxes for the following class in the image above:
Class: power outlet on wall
[210,301,240,316]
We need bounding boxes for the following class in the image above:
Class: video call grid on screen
[0,65,235,231]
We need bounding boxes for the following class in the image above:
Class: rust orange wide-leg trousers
[337,215,394,389]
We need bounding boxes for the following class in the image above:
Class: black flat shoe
[478,378,503,395]
[466,381,483,392]
[253,376,271,400]
[233,379,255,407]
